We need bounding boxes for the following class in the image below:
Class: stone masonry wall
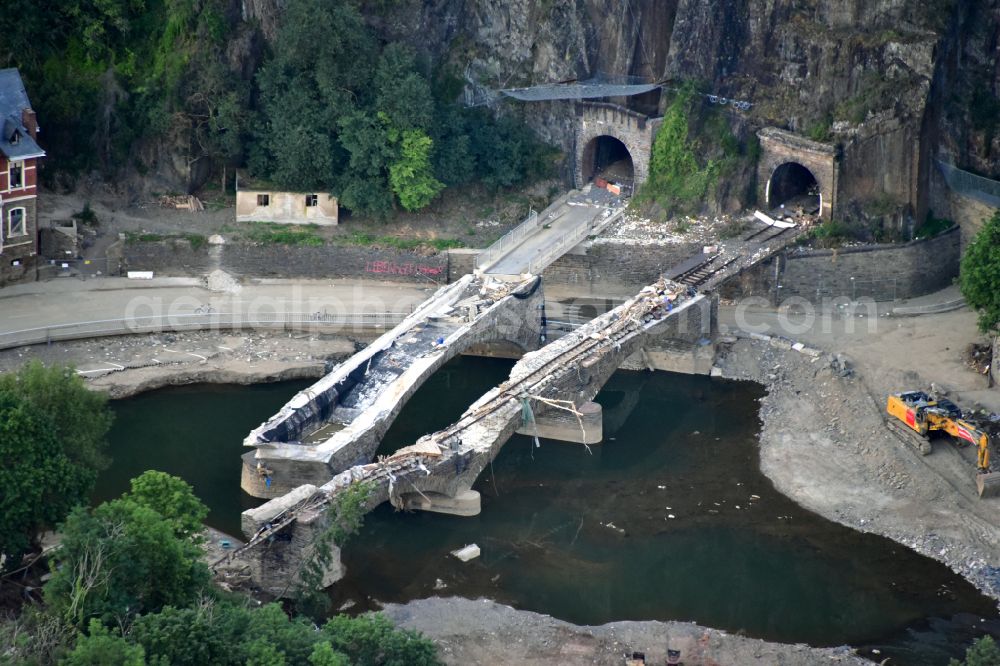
[123,240,449,283]
[721,226,961,304]
[575,102,661,189]
[0,198,38,287]
[541,241,701,293]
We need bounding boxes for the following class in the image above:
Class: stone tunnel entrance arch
[575,102,660,192]
[768,162,821,214]
[581,135,635,188]
[757,128,839,220]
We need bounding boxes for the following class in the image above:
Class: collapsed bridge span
[240,274,545,499]
[223,278,712,595]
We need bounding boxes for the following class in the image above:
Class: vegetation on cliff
[0,0,550,215]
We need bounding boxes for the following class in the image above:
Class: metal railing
[0,311,410,351]
[526,207,625,275]
[475,209,539,271]
[937,159,1000,208]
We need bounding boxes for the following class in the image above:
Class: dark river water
[97,357,1000,664]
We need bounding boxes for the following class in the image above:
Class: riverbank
[717,335,1000,602]
[4,291,999,660]
[381,597,868,665]
[0,329,360,399]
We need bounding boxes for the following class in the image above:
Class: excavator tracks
[886,418,932,455]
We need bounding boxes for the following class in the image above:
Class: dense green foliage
[44,472,212,628]
[1,0,549,213]
[62,620,146,666]
[960,211,1000,333]
[949,635,1000,666]
[640,87,719,215]
[0,362,112,566]
[251,1,549,214]
[0,472,440,665]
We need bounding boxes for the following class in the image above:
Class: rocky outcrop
[218,2,998,221]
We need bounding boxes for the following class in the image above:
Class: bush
[949,635,1000,666]
[960,211,1000,332]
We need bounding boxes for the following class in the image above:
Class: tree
[960,211,1000,333]
[389,130,444,211]
[126,470,209,541]
[0,360,112,472]
[0,361,112,566]
[322,613,439,666]
[62,619,146,666]
[251,0,376,192]
[132,601,247,666]
[45,474,210,628]
[949,635,1000,666]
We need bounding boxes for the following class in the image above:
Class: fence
[937,160,1000,208]
[474,209,539,271]
[0,311,410,352]
[527,208,626,275]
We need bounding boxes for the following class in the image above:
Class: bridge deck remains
[240,274,543,498]
[483,188,625,277]
[222,276,708,593]
[221,209,814,593]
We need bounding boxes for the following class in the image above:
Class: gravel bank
[383,597,867,665]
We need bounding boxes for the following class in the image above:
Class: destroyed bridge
[216,205,810,596]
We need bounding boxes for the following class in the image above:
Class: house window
[256,194,270,206]
[9,162,22,189]
[305,194,318,207]
[8,208,26,237]
[10,131,18,145]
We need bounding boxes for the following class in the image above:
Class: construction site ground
[382,598,866,666]
[715,304,1000,601]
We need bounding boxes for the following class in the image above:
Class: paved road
[0,277,431,338]
[486,189,622,275]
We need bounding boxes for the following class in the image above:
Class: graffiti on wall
[365,260,444,276]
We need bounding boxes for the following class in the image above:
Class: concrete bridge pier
[515,400,603,445]
[399,488,482,516]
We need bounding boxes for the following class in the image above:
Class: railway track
[743,222,792,244]
[216,280,695,569]
[672,255,740,289]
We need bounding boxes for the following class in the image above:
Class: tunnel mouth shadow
[582,135,635,188]
[768,161,820,214]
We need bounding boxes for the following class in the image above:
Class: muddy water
[98,358,999,663]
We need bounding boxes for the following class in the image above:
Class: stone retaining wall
[124,228,956,306]
[721,226,960,304]
[123,240,449,284]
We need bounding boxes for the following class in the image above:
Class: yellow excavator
[886,390,1000,498]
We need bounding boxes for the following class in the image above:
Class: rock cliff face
[240,0,998,223]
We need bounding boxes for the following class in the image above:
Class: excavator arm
[942,419,991,473]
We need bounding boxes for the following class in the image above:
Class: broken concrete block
[451,544,481,562]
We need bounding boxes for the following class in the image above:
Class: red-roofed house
[0,68,44,287]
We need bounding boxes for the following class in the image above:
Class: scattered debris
[451,544,481,562]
